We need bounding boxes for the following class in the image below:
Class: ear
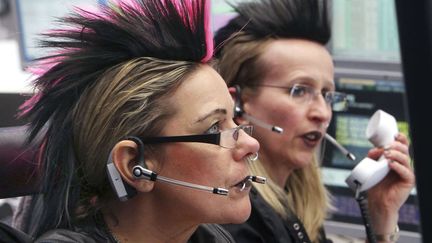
[229,86,247,125]
[229,86,249,125]
[228,86,239,103]
[111,140,155,193]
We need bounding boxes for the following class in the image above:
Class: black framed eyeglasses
[255,83,349,111]
[139,125,253,149]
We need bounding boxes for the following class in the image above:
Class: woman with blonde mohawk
[17,0,262,242]
[215,0,415,242]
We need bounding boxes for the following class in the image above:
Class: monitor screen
[331,0,400,62]
[321,72,420,232]
[15,0,107,69]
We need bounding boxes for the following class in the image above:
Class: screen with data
[321,74,420,232]
[331,0,400,62]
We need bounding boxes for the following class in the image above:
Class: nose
[308,94,332,125]
[233,129,260,162]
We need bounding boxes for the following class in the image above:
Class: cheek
[253,99,305,152]
[161,145,227,183]
[262,97,302,129]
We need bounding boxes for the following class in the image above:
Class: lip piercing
[239,181,247,191]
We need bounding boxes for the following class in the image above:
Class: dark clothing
[12,197,235,243]
[0,222,33,243]
[223,188,332,243]
[189,224,236,243]
[34,213,235,243]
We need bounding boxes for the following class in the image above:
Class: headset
[106,136,143,201]
[107,136,266,201]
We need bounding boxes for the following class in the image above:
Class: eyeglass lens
[290,84,348,111]
[220,125,253,148]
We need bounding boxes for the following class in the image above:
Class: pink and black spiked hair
[20,0,214,237]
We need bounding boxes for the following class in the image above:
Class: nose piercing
[248,152,259,161]
[319,123,329,130]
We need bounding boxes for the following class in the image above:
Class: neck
[103,196,198,243]
[259,152,293,188]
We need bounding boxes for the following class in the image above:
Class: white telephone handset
[345,110,399,192]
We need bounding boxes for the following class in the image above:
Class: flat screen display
[331,0,400,62]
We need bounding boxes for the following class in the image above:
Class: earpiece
[233,85,245,119]
[106,136,146,201]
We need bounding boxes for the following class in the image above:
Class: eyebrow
[195,108,227,123]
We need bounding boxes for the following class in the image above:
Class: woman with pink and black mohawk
[18,0,262,242]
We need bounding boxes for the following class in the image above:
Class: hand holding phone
[345,110,399,192]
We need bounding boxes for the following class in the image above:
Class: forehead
[164,65,233,131]
[259,39,334,85]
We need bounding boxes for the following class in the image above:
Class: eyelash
[205,121,221,134]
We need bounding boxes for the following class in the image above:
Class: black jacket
[223,187,332,243]
[33,224,235,243]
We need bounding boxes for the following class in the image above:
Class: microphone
[234,106,283,134]
[233,85,283,134]
[324,133,356,161]
[132,165,266,196]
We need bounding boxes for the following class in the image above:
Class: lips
[232,176,253,191]
[301,131,323,146]
[232,175,267,192]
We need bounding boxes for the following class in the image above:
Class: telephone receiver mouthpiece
[345,110,398,192]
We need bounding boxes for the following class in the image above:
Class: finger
[384,149,411,169]
[387,141,409,156]
[395,133,409,146]
[368,148,384,160]
[388,160,416,184]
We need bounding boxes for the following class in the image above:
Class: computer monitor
[321,71,420,233]
[331,0,400,63]
[15,0,107,69]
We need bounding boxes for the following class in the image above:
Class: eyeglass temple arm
[140,134,220,145]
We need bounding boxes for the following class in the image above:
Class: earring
[248,152,259,162]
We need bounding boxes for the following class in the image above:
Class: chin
[290,155,314,170]
[227,209,251,224]
[296,147,317,163]
[218,199,251,224]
